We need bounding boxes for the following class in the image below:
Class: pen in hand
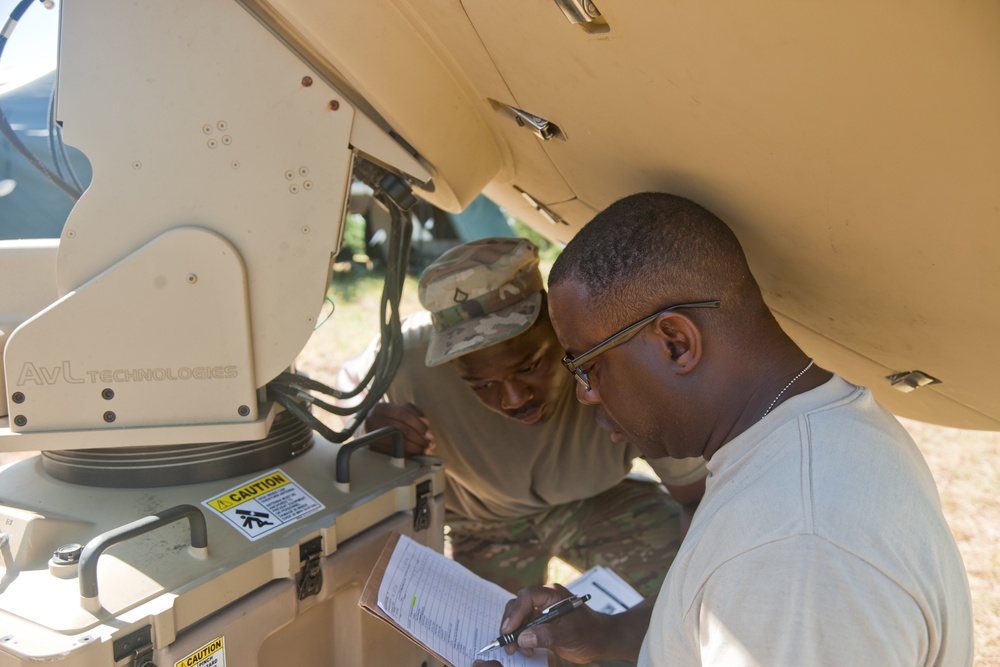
[476,594,591,654]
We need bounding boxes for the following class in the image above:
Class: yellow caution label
[175,637,224,667]
[206,472,290,512]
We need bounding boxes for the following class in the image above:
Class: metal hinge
[296,536,323,600]
[887,370,941,393]
[113,625,155,667]
[413,480,432,532]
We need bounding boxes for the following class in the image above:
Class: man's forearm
[594,598,655,662]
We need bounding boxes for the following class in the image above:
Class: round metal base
[41,411,313,488]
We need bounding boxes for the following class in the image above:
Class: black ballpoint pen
[476,594,591,654]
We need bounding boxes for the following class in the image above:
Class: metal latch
[513,186,567,226]
[554,0,602,24]
[296,536,323,600]
[887,370,941,393]
[413,480,432,532]
[492,102,563,141]
[113,625,154,667]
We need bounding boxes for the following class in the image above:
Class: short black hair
[549,192,767,333]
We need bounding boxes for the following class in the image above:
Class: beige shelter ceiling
[243,0,1000,429]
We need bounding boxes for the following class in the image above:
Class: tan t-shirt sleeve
[644,456,708,486]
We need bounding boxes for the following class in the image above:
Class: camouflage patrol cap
[419,237,544,367]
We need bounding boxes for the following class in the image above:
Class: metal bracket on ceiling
[500,104,563,142]
[554,0,602,24]
[514,186,568,226]
[887,370,941,393]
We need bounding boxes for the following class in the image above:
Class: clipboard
[359,532,454,666]
[359,531,547,667]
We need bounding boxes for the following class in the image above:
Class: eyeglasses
[561,300,722,391]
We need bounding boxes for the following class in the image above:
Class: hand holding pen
[477,593,591,654]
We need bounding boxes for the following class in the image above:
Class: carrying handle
[335,426,405,488]
[79,504,208,610]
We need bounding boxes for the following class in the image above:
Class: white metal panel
[56,0,355,388]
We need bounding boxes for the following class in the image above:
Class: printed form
[378,534,547,667]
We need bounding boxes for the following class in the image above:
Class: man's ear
[653,313,703,375]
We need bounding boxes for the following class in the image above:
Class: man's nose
[500,379,532,410]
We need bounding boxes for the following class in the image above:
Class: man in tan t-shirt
[339,237,706,595]
[476,194,972,667]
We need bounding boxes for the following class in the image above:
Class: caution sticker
[203,469,324,541]
[175,637,225,667]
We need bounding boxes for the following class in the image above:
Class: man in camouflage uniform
[338,237,706,596]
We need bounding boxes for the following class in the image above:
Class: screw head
[301,75,313,87]
[103,411,116,423]
[13,415,26,427]
[238,405,251,417]
[11,392,24,404]
[328,100,340,111]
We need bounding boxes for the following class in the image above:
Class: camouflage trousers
[446,476,683,598]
